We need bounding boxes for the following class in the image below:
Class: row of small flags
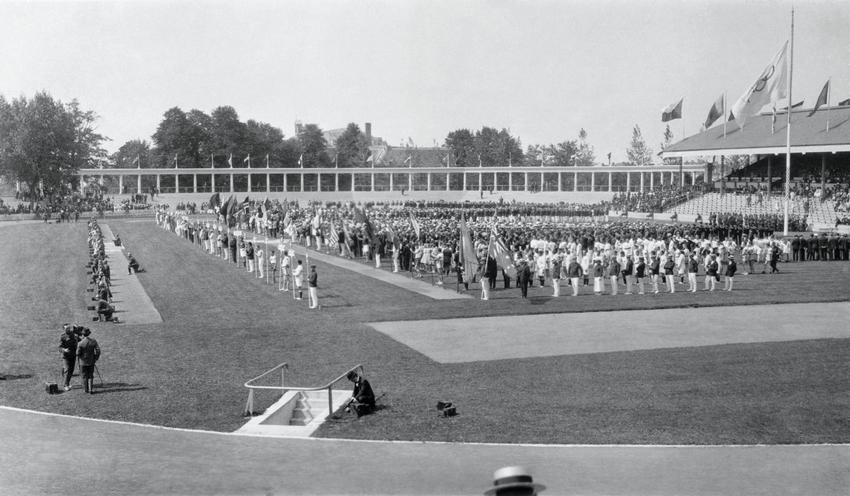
[661,40,846,133]
[131,153,306,168]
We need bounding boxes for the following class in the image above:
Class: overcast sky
[2,0,848,162]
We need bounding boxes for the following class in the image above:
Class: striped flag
[328,220,340,247]
[409,212,421,240]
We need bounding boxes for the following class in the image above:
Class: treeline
[0,92,107,199]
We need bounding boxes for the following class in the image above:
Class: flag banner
[704,94,725,129]
[488,228,514,272]
[298,154,303,167]
[132,155,140,166]
[328,221,340,247]
[228,154,233,167]
[459,214,479,283]
[409,212,421,240]
[209,192,220,210]
[730,41,789,126]
[661,98,683,122]
[244,155,250,165]
[342,220,353,249]
[385,223,398,247]
[808,80,830,117]
[366,152,374,164]
[839,98,850,107]
[311,209,321,230]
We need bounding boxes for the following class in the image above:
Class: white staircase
[236,389,350,437]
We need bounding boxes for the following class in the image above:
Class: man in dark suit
[76,328,100,394]
[486,255,498,290]
[59,324,78,391]
[346,371,375,417]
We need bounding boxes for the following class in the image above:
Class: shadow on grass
[0,373,33,380]
[93,382,148,394]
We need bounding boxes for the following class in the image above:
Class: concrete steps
[236,389,350,438]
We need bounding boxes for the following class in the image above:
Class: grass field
[1,219,849,444]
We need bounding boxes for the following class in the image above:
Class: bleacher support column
[389,173,394,192]
[640,172,645,193]
[137,175,142,194]
[720,156,725,193]
[446,173,449,191]
[691,172,696,186]
[211,174,215,193]
[821,155,826,191]
[591,172,595,191]
[524,172,528,191]
[193,174,197,193]
[370,173,374,192]
[493,172,497,191]
[558,172,562,192]
[268,173,271,193]
[508,173,512,190]
[650,172,654,189]
[174,174,178,193]
[247,174,252,193]
[427,173,431,191]
[573,172,578,192]
[608,171,613,192]
[480,172,484,191]
[156,174,161,192]
[118,175,123,194]
[283,174,287,192]
[334,173,338,192]
[626,172,631,192]
[230,174,234,193]
[301,173,305,192]
[408,173,412,192]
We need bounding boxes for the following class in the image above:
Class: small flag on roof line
[662,98,683,122]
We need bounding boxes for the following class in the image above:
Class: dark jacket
[76,336,100,366]
[60,333,78,359]
[352,378,375,407]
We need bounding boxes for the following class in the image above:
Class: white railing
[243,362,364,418]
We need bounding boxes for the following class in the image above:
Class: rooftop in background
[662,106,850,158]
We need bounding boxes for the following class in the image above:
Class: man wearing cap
[484,466,545,495]
[59,324,78,391]
[76,328,100,394]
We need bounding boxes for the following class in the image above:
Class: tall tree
[186,109,214,168]
[210,106,246,159]
[574,128,595,166]
[626,124,653,166]
[334,123,369,168]
[0,92,107,198]
[445,129,476,167]
[151,107,193,167]
[112,139,152,169]
[661,124,679,165]
[474,127,523,167]
[244,119,285,167]
[549,140,578,167]
[297,123,330,168]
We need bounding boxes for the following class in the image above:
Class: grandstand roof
[662,105,850,158]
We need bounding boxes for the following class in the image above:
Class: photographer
[345,370,375,417]
[76,328,100,394]
[58,324,78,391]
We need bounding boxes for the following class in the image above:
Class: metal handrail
[243,362,364,418]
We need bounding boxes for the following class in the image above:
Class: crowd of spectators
[610,185,701,213]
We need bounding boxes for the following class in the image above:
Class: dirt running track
[0,407,847,495]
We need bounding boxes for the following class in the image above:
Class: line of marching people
[158,210,320,309]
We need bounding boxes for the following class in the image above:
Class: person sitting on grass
[96,298,115,322]
[345,370,375,417]
[127,253,142,274]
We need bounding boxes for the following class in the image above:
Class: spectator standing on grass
[664,254,676,293]
[59,324,78,391]
[76,328,100,394]
[517,258,530,298]
[622,253,634,295]
[706,254,719,291]
[479,257,490,301]
[607,254,620,295]
[246,242,255,273]
[293,260,304,300]
[724,255,737,291]
[635,256,646,295]
[567,255,582,296]
[687,252,699,293]
[256,245,264,279]
[308,265,319,309]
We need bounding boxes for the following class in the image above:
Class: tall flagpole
[783,7,794,235]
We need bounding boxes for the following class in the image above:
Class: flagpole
[783,7,794,236]
[826,78,831,133]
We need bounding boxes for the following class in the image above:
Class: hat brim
[484,482,546,495]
